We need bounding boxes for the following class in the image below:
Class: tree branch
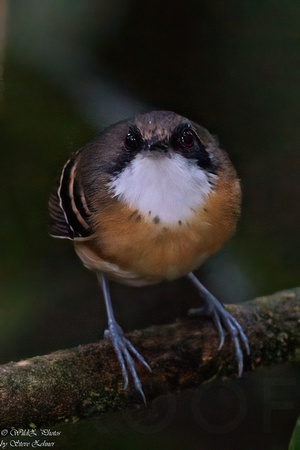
[0,288,299,428]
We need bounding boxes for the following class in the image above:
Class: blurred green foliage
[289,417,300,450]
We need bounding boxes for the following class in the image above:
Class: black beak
[149,141,169,152]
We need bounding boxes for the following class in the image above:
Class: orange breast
[74,176,241,285]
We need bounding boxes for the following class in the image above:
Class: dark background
[0,1,299,448]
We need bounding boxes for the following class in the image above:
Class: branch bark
[0,288,299,428]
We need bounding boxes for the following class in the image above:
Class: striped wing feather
[48,154,92,240]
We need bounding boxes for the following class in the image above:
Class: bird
[48,110,249,401]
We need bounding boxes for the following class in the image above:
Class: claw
[211,310,225,350]
[105,320,150,402]
[187,272,249,376]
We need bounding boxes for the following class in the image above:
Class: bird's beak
[149,141,169,152]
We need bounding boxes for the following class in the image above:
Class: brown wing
[48,153,92,240]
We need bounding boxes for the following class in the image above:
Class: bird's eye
[180,129,196,148]
[125,129,142,151]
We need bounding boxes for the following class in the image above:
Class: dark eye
[125,129,142,151]
[180,129,196,148]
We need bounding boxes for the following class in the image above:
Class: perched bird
[49,110,249,400]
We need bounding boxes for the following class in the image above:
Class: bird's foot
[188,297,249,376]
[187,273,249,376]
[104,320,151,402]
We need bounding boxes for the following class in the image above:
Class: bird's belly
[75,232,210,286]
[74,202,230,285]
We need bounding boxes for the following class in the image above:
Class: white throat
[108,152,217,224]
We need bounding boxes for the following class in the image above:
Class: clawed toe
[216,308,249,377]
[187,272,249,376]
[105,321,150,402]
[189,303,249,376]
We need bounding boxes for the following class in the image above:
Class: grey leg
[98,273,150,402]
[187,272,250,376]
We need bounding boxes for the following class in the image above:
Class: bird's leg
[98,273,150,402]
[187,272,249,376]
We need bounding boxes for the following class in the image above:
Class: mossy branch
[0,288,299,428]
